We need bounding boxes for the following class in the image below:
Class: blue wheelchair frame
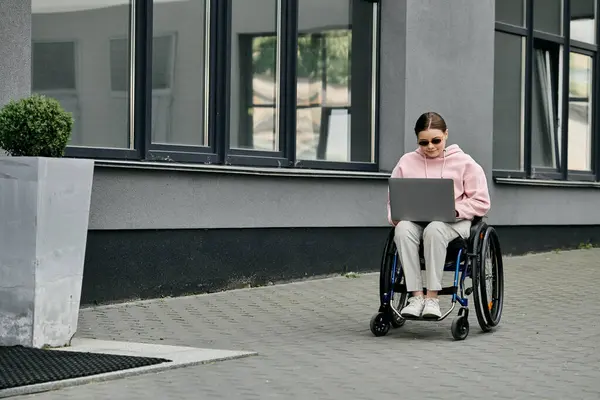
[387,246,468,319]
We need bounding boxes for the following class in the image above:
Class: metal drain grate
[0,345,170,390]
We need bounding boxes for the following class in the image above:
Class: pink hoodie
[386,144,491,224]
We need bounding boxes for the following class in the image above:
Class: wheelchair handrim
[479,227,504,327]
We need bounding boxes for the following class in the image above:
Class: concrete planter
[0,157,94,348]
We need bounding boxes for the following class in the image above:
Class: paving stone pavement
[16,249,600,399]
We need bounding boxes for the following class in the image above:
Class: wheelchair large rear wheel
[472,226,504,331]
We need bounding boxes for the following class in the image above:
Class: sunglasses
[418,137,443,146]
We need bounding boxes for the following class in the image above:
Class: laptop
[388,178,456,223]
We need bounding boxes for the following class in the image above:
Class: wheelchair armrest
[468,215,488,250]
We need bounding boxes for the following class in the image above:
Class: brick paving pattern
[17,249,600,399]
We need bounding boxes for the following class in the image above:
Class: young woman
[386,112,491,319]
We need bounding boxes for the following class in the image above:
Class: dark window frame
[493,0,600,182]
[62,0,381,173]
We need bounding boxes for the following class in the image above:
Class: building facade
[0,0,598,305]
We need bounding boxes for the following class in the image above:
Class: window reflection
[568,53,593,171]
[32,0,132,148]
[531,42,561,169]
[296,0,375,163]
[296,29,351,161]
[230,0,279,152]
[152,0,207,146]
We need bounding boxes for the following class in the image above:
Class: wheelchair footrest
[401,314,442,322]
[392,284,458,296]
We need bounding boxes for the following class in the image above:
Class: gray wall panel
[89,167,389,229]
[0,0,31,107]
[402,0,495,175]
[378,0,407,172]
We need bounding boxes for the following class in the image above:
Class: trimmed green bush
[0,94,73,157]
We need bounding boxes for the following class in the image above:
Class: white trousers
[394,220,471,292]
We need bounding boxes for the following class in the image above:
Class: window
[493,0,599,181]
[533,0,562,35]
[230,0,379,169]
[152,0,206,148]
[496,0,525,26]
[569,52,594,170]
[296,0,376,164]
[230,0,279,153]
[32,41,82,145]
[493,32,525,171]
[32,0,133,151]
[30,0,380,171]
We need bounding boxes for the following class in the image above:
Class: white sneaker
[422,298,442,319]
[400,296,425,318]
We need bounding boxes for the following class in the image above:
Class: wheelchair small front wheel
[370,313,390,337]
[390,314,406,328]
[451,316,469,340]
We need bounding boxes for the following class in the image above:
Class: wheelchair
[370,217,504,340]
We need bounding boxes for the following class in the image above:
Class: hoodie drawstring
[423,148,447,178]
[442,149,446,178]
